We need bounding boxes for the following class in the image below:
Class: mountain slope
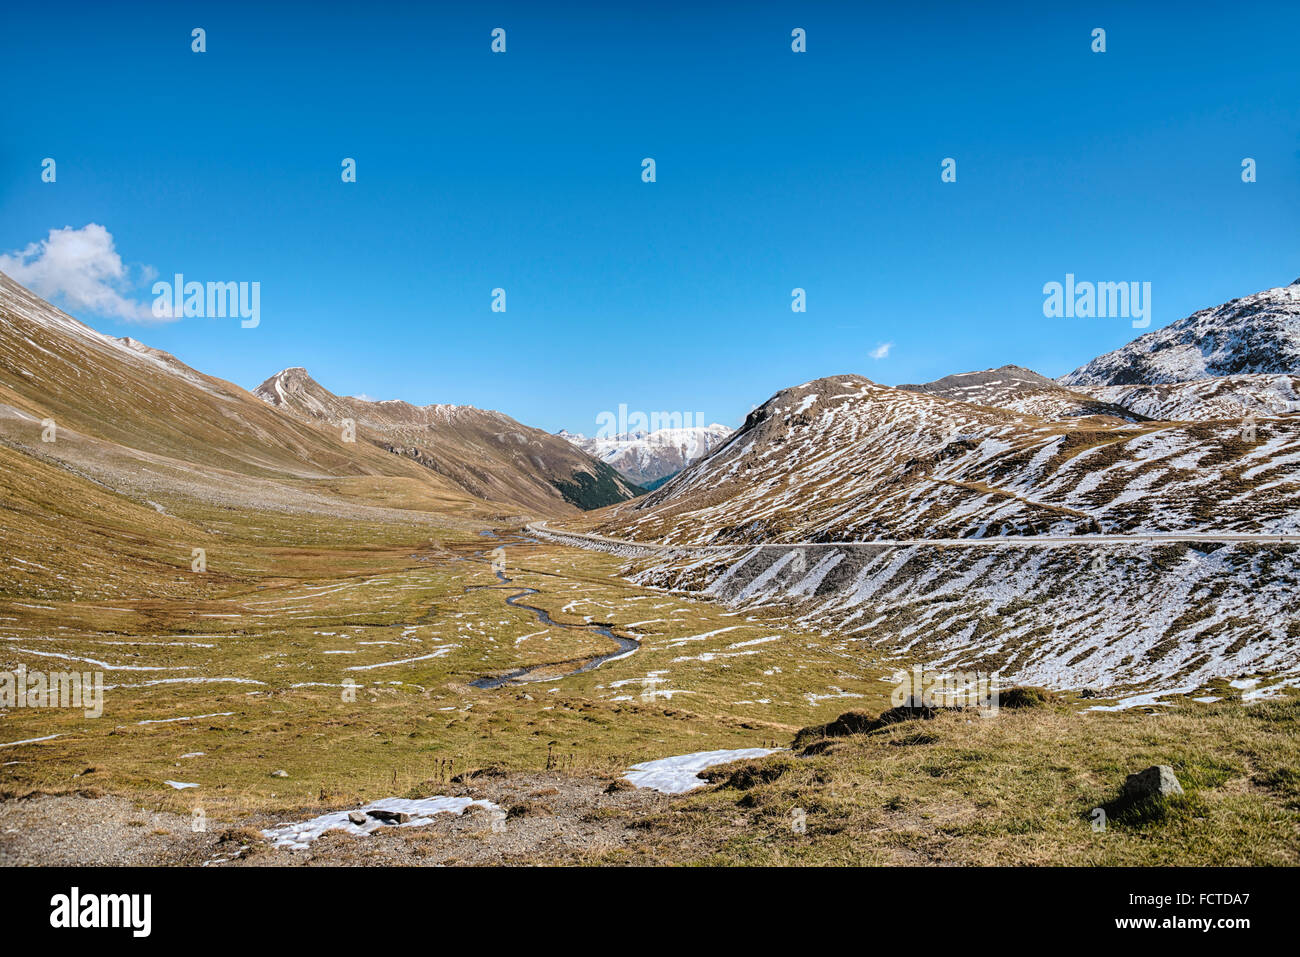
[255,368,641,513]
[587,373,1300,547]
[1071,376,1300,420]
[553,372,1300,694]
[0,271,493,520]
[0,270,512,600]
[559,424,732,488]
[1061,280,1300,385]
[898,365,1145,421]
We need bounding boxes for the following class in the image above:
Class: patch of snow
[624,747,782,794]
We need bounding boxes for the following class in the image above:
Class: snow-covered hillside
[1071,376,1300,420]
[1061,280,1300,385]
[590,375,1300,546]
[608,538,1300,698]
[899,365,1145,421]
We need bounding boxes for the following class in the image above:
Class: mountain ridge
[1061,280,1300,386]
[559,423,732,488]
[254,366,641,512]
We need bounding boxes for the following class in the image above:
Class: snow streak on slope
[898,365,1144,422]
[617,541,1300,695]
[592,375,1300,546]
[1061,280,1300,385]
[1071,375,1300,420]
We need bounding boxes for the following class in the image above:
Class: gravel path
[0,772,669,866]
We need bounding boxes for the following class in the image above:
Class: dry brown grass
[579,695,1300,866]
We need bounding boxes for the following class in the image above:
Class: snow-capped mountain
[560,424,732,488]
[1061,279,1300,385]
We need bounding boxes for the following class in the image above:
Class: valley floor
[2,515,1297,866]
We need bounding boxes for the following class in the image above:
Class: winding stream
[466,533,640,690]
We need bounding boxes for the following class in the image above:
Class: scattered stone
[794,704,952,749]
[451,765,509,783]
[270,770,289,778]
[367,809,411,825]
[347,811,367,825]
[1102,764,1186,820]
[1121,765,1184,802]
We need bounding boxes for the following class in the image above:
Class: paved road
[528,521,1300,551]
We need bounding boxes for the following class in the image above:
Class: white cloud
[870,341,893,360]
[0,223,158,322]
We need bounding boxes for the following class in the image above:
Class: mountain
[0,271,464,508]
[900,282,1300,423]
[543,282,1300,693]
[255,368,641,512]
[1069,376,1300,420]
[0,269,513,600]
[1061,280,1300,385]
[898,365,1145,422]
[588,373,1300,546]
[559,423,732,488]
[550,371,1300,693]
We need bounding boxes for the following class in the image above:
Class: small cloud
[870,341,893,360]
[0,223,158,322]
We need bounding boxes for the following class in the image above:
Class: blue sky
[2,1,1297,433]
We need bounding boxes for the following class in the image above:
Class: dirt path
[0,772,670,866]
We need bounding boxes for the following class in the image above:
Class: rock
[1121,765,1184,802]
[366,809,411,825]
[347,811,367,825]
[270,770,289,778]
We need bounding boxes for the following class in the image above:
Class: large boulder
[1103,764,1186,822]
[1120,765,1185,802]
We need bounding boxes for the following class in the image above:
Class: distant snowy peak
[562,423,732,487]
[1061,281,1300,386]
